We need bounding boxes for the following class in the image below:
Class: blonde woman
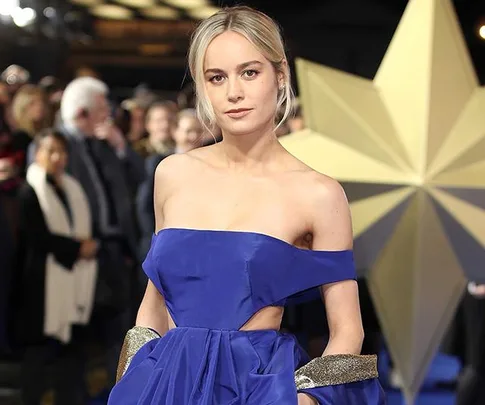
[11,84,50,175]
[109,6,385,405]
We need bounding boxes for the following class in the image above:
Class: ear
[77,108,89,119]
[277,59,288,90]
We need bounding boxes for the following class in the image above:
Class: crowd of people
[0,63,305,404]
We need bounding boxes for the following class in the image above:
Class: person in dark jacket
[16,129,98,405]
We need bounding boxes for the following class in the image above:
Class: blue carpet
[379,347,460,405]
[90,349,462,405]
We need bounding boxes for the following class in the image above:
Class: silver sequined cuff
[116,326,160,382]
[295,354,378,389]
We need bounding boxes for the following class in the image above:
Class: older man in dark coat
[30,76,146,390]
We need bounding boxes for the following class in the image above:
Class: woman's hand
[79,239,98,259]
[297,393,318,405]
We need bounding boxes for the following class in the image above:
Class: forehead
[204,30,266,69]
[150,106,172,117]
[179,115,199,127]
[39,136,65,150]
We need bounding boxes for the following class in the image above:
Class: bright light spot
[479,25,485,40]
[44,7,56,18]
[12,7,36,27]
[0,0,19,16]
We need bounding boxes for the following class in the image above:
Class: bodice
[143,228,356,330]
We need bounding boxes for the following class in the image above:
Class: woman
[134,100,177,158]
[109,6,385,405]
[11,84,50,176]
[136,107,201,262]
[16,129,98,405]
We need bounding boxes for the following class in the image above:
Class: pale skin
[136,30,364,405]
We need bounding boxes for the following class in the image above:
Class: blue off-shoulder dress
[108,228,386,405]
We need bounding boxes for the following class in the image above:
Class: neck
[48,172,63,186]
[217,122,285,171]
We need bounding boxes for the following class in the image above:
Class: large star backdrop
[280,0,485,402]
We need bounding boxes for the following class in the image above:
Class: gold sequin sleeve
[294,354,379,389]
[116,326,161,383]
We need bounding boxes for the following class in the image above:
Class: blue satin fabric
[108,228,386,404]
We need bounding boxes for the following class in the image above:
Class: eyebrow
[204,60,263,75]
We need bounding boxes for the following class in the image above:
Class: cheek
[206,87,225,112]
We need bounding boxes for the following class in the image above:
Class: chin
[222,121,269,137]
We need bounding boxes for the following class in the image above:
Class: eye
[209,75,224,84]
[243,69,259,79]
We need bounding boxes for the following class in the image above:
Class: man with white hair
[52,76,144,392]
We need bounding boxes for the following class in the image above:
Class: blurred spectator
[11,84,50,176]
[48,76,144,389]
[135,108,202,261]
[177,82,196,110]
[133,100,177,158]
[39,76,65,127]
[287,98,305,133]
[1,64,30,96]
[173,108,204,153]
[15,129,98,405]
[0,109,22,356]
[444,282,485,405]
[0,81,10,106]
[121,85,158,148]
[274,103,290,137]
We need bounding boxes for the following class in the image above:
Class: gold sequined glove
[295,354,378,389]
[116,326,161,382]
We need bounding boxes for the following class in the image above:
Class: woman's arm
[133,154,184,335]
[311,177,364,355]
[117,156,181,382]
[135,281,168,336]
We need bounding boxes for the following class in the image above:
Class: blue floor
[90,348,462,405]
[379,347,460,405]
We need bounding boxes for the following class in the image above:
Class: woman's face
[28,95,47,123]
[146,107,173,142]
[203,30,283,137]
[173,115,202,150]
[36,136,67,177]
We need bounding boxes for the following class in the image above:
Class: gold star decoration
[280,0,485,402]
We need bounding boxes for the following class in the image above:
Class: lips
[225,108,253,118]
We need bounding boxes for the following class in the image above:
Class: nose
[188,131,199,142]
[227,77,244,103]
[51,152,61,162]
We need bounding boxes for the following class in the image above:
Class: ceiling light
[114,0,154,8]
[12,7,36,27]
[90,4,133,20]
[141,6,180,20]
[139,43,173,55]
[479,25,485,40]
[163,0,208,10]
[0,0,19,16]
[187,6,221,20]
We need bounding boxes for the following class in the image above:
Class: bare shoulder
[298,170,352,250]
[154,149,208,184]
[306,171,349,210]
[155,153,192,180]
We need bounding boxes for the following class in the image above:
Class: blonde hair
[11,84,49,135]
[188,5,295,133]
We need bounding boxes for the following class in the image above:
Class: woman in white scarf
[16,129,98,405]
